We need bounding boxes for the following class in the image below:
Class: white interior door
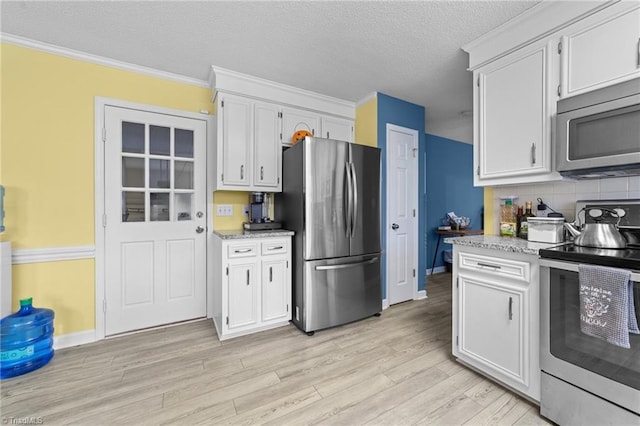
[104,106,207,335]
[386,124,418,305]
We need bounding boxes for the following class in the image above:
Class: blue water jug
[0,298,55,379]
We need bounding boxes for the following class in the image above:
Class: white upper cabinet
[210,67,355,191]
[215,94,281,192]
[220,94,252,187]
[253,102,281,188]
[321,115,354,143]
[281,107,320,146]
[560,4,640,98]
[475,40,557,185]
[463,0,637,186]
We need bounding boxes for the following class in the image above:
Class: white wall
[492,176,640,230]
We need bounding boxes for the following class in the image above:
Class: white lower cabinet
[213,235,291,340]
[452,245,540,402]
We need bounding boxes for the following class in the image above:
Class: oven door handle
[540,258,640,281]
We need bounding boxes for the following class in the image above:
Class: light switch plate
[216,205,233,216]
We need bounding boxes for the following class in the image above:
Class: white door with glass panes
[104,106,207,335]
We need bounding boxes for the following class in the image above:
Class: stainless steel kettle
[564,207,627,249]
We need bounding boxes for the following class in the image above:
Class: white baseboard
[382,299,389,310]
[53,329,96,350]
[416,290,427,300]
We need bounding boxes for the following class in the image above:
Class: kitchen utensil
[564,207,627,249]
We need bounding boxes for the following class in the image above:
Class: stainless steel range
[539,199,640,425]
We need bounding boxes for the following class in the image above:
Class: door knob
[196,226,205,233]
[392,223,399,230]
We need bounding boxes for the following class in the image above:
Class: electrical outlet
[242,205,249,216]
[216,205,233,217]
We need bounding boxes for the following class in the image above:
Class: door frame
[94,97,214,340]
[385,123,419,308]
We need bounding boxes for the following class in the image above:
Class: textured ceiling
[1,0,541,143]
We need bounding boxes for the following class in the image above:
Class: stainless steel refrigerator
[276,137,382,334]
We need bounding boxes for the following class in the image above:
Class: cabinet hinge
[476,165,480,176]
[280,133,283,141]
[557,85,561,97]
[226,316,229,325]
[278,112,282,118]
[102,214,107,228]
[557,41,562,55]
[102,127,106,142]
[226,266,229,276]
[413,269,416,278]
[456,336,459,346]
[286,260,289,268]
[413,209,416,217]
[103,299,107,313]
[476,77,480,87]
[456,277,459,288]
[221,173,224,182]
[278,177,280,184]
[221,100,224,108]
[286,304,289,312]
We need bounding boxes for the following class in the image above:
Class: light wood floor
[1,273,552,425]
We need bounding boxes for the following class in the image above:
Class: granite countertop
[443,235,565,255]
[213,229,295,240]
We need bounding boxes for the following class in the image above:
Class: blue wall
[377,93,426,298]
[425,134,483,273]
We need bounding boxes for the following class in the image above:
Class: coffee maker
[243,192,281,231]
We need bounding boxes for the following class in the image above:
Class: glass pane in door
[175,161,194,189]
[150,125,170,156]
[122,192,145,222]
[122,157,145,188]
[122,122,145,154]
[149,159,170,188]
[175,129,194,158]
[150,193,170,222]
[175,193,193,221]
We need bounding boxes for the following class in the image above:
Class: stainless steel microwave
[556,77,640,179]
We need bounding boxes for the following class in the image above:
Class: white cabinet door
[261,258,289,323]
[477,41,555,185]
[253,102,281,189]
[220,95,252,187]
[561,5,640,98]
[227,261,258,330]
[321,116,354,142]
[281,107,320,146]
[458,274,527,385]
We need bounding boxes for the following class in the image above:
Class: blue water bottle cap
[19,298,32,307]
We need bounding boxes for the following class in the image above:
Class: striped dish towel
[578,264,639,349]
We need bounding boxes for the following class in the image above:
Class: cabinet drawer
[227,243,258,258]
[458,252,530,282]
[261,239,288,256]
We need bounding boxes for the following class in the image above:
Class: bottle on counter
[519,201,536,239]
[516,205,524,237]
[500,198,517,237]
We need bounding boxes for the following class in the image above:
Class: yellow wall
[355,96,377,147]
[1,43,212,334]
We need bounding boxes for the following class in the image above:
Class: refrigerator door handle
[350,162,358,238]
[315,257,379,271]
[345,162,353,237]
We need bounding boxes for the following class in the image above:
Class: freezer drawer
[295,254,382,332]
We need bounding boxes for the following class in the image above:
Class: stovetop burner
[540,243,640,271]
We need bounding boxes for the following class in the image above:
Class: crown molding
[1,33,209,88]
[356,92,378,107]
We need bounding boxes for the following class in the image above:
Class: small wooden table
[431,228,484,275]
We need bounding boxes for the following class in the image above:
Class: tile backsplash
[491,176,640,230]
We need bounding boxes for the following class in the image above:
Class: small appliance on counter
[243,192,282,231]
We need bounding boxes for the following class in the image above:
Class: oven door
[540,259,640,415]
